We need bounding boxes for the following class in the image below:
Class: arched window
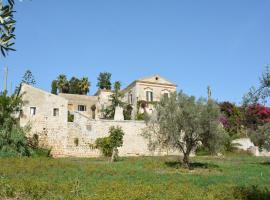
[128,92,133,104]
[161,89,170,99]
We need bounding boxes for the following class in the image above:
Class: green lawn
[0,153,270,200]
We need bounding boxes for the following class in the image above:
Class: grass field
[0,153,270,200]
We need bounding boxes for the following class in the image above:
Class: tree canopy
[97,72,112,90]
[52,75,90,95]
[22,70,36,86]
[143,92,227,168]
[243,66,270,105]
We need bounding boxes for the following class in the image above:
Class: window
[30,107,36,116]
[163,93,169,99]
[78,105,87,111]
[146,91,153,102]
[128,93,133,104]
[53,108,59,116]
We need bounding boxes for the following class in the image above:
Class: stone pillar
[114,106,124,121]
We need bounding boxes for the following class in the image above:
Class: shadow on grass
[260,161,270,166]
[233,185,270,200]
[165,161,219,170]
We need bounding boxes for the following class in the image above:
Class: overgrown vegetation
[0,90,51,157]
[0,91,32,157]
[0,154,269,199]
[95,126,124,162]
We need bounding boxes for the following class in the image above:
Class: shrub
[136,112,148,121]
[95,137,112,157]
[28,134,39,149]
[0,121,31,157]
[68,111,74,122]
[95,126,124,162]
[123,104,133,120]
[248,123,270,152]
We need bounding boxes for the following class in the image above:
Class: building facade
[18,75,179,157]
[54,75,177,120]
[122,75,177,117]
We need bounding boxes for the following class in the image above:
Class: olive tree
[143,92,227,168]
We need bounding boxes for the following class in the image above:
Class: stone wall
[63,112,151,157]
[60,112,180,157]
[232,138,270,156]
[20,84,69,156]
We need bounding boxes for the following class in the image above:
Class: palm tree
[79,77,90,95]
[57,74,69,93]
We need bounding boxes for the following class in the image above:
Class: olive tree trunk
[182,153,190,169]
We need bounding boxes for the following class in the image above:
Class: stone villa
[59,74,177,120]
[19,75,178,157]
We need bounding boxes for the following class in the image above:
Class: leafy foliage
[0,91,31,157]
[0,0,16,57]
[0,91,22,125]
[21,70,36,86]
[243,66,270,105]
[0,120,31,157]
[53,75,91,95]
[219,101,245,137]
[143,92,227,168]
[97,72,112,90]
[123,104,133,120]
[200,100,228,154]
[51,80,58,95]
[248,123,270,152]
[135,112,148,121]
[68,77,81,94]
[95,137,112,157]
[245,104,270,129]
[102,81,125,119]
[68,111,74,122]
[95,126,124,162]
[78,77,90,95]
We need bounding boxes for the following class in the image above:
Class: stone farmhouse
[19,75,178,157]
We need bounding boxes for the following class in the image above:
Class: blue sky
[0,0,269,104]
